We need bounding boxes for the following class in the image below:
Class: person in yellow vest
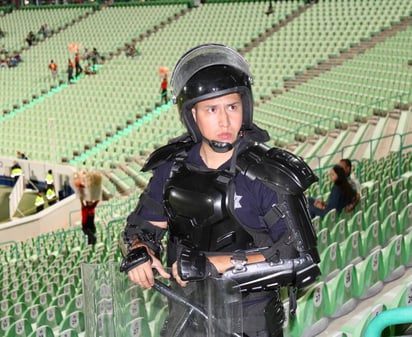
[45,169,54,185]
[35,191,45,212]
[10,161,23,182]
[46,184,57,206]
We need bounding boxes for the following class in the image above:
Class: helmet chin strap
[202,134,242,153]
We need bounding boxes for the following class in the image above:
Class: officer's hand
[172,262,188,288]
[128,256,170,289]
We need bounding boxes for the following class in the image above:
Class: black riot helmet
[170,44,254,152]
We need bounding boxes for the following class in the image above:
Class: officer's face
[192,93,243,145]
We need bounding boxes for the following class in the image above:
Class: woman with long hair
[309,164,357,218]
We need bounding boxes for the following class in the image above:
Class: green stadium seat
[394,188,408,211]
[323,264,357,318]
[33,292,53,311]
[379,211,398,246]
[402,230,412,267]
[1,315,13,335]
[4,318,33,337]
[1,299,13,316]
[339,230,363,267]
[329,219,348,244]
[378,195,393,222]
[346,210,363,233]
[360,220,381,258]
[51,293,70,311]
[59,311,85,335]
[65,294,84,314]
[397,203,412,235]
[22,304,42,327]
[125,317,152,337]
[27,325,55,337]
[151,304,168,337]
[318,242,342,281]
[362,201,378,229]
[36,305,64,330]
[353,249,384,300]
[317,227,332,254]
[380,234,406,283]
[58,329,79,337]
[340,303,391,337]
[7,302,28,320]
[285,282,329,337]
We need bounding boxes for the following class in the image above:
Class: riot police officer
[121,44,320,337]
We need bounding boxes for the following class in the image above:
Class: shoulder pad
[142,134,194,172]
[237,143,318,194]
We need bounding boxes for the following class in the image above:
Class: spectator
[38,24,50,38]
[0,28,5,39]
[25,31,36,46]
[48,60,58,79]
[339,158,361,212]
[160,74,168,105]
[17,151,28,160]
[67,59,74,83]
[309,165,357,218]
[35,191,45,212]
[0,44,8,55]
[81,197,99,245]
[45,169,54,185]
[10,161,23,181]
[84,62,96,75]
[91,48,100,66]
[82,48,90,61]
[74,52,82,77]
[46,184,58,206]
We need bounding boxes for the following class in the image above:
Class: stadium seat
[7,302,28,320]
[285,282,329,337]
[323,264,357,318]
[353,249,384,300]
[380,234,406,283]
[340,303,391,337]
[397,203,412,235]
[58,329,79,337]
[0,315,13,335]
[125,317,152,337]
[317,227,332,254]
[329,219,348,245]
[27,325,55,337]
[379,211,398,247]
[360,220,381,258]
[59,310,85,335]
[318,242,342,282]
[339,230,363,267]
[22,304,42,327]
[36,305,64,330]
[4,318,33,337]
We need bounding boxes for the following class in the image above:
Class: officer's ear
[191,107,197,123]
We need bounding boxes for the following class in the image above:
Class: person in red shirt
[81,198,99,245]
[74,53,82,77]
[160,75,168,105]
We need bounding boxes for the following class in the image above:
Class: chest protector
[164,161,255,253]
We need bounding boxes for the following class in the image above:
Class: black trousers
[82,215,96,245]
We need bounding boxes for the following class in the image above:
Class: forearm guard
[120,246,152,273]
[178,248,218,281]
[222,254,320,292]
